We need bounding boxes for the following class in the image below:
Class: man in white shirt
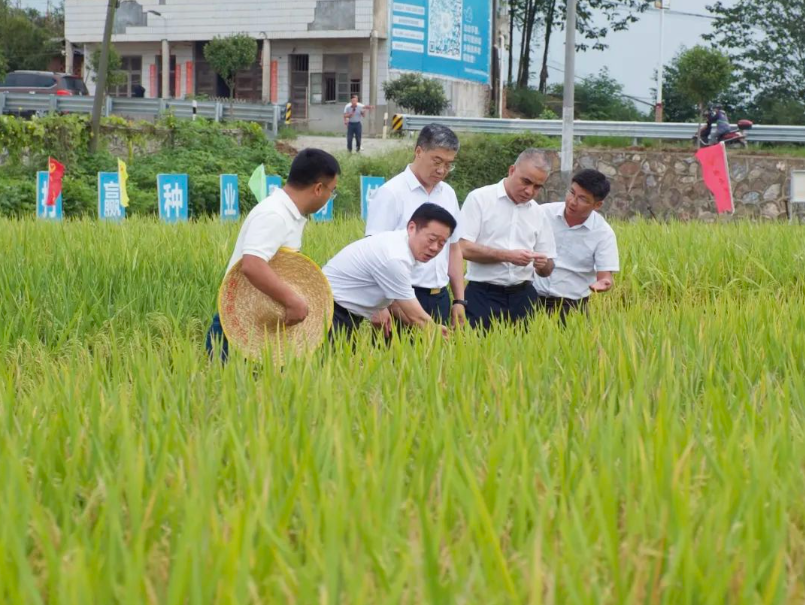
[343,95,371,153]
[459,148,556,330]
[364,123,466,327]
[533,168,619,322]
[205,148,340,361]
[324,203,456,340]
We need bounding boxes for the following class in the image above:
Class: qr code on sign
[428,0,462,60]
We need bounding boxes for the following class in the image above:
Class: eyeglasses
[566,189,592,204]
[430,157,456,173]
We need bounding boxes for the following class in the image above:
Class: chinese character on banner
[695,143,733,214]
[360,175,386,221]
[37,171,62,220]
[220,174,240,221]
[98,172,125,221]
[266,175,283,197]
[157,174,189,223]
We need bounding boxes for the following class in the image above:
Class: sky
[537,0,739,108]
[19,0,738,107]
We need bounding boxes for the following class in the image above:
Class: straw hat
[217,248,333,362]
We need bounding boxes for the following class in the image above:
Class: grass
[3,217,805,603]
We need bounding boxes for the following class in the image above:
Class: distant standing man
[365,124,466,327]
[344,94,371,153]
[533,168,619,322]
[205,149,341,361]
[459,148,556,330]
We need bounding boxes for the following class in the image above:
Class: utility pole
[560,0,577,185]
[90,0,116,153]
[655,0,666,122]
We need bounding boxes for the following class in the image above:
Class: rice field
[2,216,805,604]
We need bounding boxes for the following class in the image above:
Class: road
[289,135,412,156]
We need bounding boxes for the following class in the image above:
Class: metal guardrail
[0,93,281,136]
[401,115,805,144]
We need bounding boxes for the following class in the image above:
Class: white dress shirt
[460,180,556,286]
[323,229,418,318]
[226,189,306,274]
[364,166,460,289]
[533,202,620,300]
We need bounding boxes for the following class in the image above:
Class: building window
[111,56,142,97]
[310,53,362,104]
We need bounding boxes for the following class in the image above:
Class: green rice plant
[1,217,805,603]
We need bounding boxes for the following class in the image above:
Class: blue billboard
[389,0,491,84]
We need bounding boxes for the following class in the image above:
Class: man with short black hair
[324,203,456,340]
[533,168,619,322]
[344,94,370,153]
[365,123,466,327]
[460,148,556,329]
[206,148,341,361]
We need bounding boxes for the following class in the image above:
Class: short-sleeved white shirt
[323,229,418,318]
[533,202,620,300]
[460,180,557,286]
[225,189,306,274]
[364,166,460,289]
[344,103,365,123]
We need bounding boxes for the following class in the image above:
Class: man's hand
[506,249,538,267]
[438,324,450,339]
[284,294,309,326]
[532,253,550,270]
[450,303,466,328]
[589,277,613,293]
[370,308,392,337]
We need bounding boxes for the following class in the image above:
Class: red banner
[270,60,278,104]
[149,64,157,98]
[175,64,182,98]
[46,157,65,207]
[185,61,193,97]
[695,142,734,214]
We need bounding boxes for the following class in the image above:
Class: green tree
[383,73,449,116]
[705,0,805,111]
[203,34,258,103]
[0,2,60,72]
[548,68,645,121]
[675,45,731,145]
[0,49,8,82]
[88,46,127,92]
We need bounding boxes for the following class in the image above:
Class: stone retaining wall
[540,150,804,221]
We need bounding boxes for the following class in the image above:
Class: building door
[289,54,309,120]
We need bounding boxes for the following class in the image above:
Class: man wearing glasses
[459,148,556,330]
[533,169,619,322]
[364,124,466,327]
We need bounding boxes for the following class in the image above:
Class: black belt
[470,280,531,294]
[413,286,447,296]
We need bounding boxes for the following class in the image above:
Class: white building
[65,0,497,131]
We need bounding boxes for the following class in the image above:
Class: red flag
[46,157,65,207]
[695,143,733,214]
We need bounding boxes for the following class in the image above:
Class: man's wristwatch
[452,299,468,307]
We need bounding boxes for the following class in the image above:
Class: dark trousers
[466,281,540,330]
[347,122,362,151]
[330,302,365,342]
[414,286,451,324]
[205,313,230,363]
[536,295,588,325]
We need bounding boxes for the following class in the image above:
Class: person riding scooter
[701,105,731,145]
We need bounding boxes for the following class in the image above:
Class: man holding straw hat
[324,203,456,340]
[206,148,340,361]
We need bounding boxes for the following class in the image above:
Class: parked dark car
[0,70,89,117]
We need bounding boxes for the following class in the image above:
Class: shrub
[383,73,449,115]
